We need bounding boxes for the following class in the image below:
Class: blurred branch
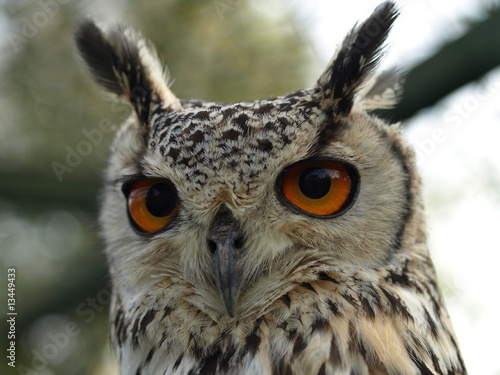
[389,6,500,121]
[0,169,99,210]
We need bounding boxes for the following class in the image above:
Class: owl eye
[279,160,358,217]
[124,179,180,233]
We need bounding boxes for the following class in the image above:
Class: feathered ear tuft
[75,20,181,126]
[317,1,399,115]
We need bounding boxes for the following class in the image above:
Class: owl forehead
[146,91,324,195]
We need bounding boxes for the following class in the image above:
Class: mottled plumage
[75,2,467,374]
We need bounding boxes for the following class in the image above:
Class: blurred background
[0,0,499,374]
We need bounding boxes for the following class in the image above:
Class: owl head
[76,2,420,318]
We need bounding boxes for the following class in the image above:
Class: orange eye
[279,160,357,217]
[125,179,179,233]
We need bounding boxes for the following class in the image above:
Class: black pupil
[145,183,177,217]
[299,167,331,199]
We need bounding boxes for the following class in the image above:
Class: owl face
[76,1,409,318]
[99,85,410,317]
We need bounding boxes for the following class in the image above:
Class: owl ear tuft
[75,20,181,125]
[317,1,399,115]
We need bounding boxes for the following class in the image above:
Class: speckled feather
[75,2,467,374]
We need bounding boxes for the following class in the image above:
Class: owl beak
[208,209,244,317]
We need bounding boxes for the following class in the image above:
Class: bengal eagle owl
[75,2,467,374]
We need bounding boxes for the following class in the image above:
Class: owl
[75,2,467,374]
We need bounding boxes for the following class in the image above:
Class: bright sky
[284,0,500,374]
